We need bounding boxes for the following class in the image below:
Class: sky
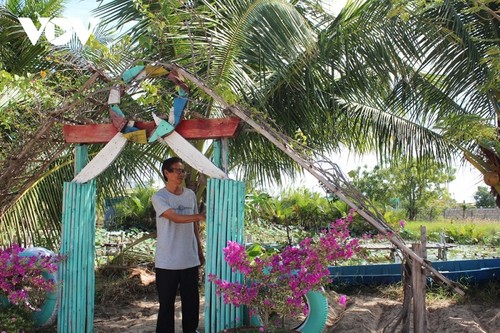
[63,0,350,17]
[281,153,483,204]
[62,0,484,203]
[63,0,101,18]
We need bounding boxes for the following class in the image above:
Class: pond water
[346,242,499,265]
[446,244,499,260]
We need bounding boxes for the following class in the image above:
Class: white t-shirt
[151,187,200,270]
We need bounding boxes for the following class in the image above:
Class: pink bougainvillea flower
[0,245,63,308]
[210,211,360,330]
[338,294,347,307]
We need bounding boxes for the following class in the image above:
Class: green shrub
[270,187,340,230]
[0,305,35,333]
[347,215,378,237]
[384,209,407,229]
[111,186,157,231]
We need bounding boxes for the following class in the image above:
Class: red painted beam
[63,117,241,144]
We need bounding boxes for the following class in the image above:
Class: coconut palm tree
[99,3,453,171]
[93,0,483,185]
[3,0,498,248]
[318,0,500,205]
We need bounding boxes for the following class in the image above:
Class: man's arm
[160,208,205,223]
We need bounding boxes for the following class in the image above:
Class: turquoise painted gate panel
[205,179,245,333]
[58,145,96,333]
[58,180,96,333]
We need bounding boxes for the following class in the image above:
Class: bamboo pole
[205,179,216,333]
[216,179,224,333]
[168,63,465,296]
[228,182,236,325]
[205,178,246,332]
[222,180,230,328]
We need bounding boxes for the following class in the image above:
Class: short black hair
[161,157,183,181]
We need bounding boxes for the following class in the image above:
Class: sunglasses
[168,167,186,174]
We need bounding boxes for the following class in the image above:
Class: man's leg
[156,268,180,333]
[179,266,200,333]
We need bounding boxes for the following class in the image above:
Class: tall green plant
[0,4,167,248]
[112,185,157,231]
[0,0,65,74]
[244,191,275,225]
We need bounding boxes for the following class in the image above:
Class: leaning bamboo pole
[167,63,465,296]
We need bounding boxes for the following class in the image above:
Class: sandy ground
[93,269,500,333]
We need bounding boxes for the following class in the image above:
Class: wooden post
[213,139,229,173]
[439,232,448,261]
[401,257,412,333]
[402,227,428,333]
[412,240,427,332]
[420,226,427,260]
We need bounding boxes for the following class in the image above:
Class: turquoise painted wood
[172,97,188,126]
[110,104,125,117]
[58,145,96,333]
[205,179,245,333]
[213,140,222,169]
[148,118,175,143]
[220,180,230,329]
[74,145,88,173]
[212,139,229,172]
[122,65,145,83]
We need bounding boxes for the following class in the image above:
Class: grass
[94,267,157,306]
[402,219,500,246]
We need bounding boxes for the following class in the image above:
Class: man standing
[151,157,205,333]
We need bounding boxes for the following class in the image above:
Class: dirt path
[93,269,499,333]
[330,295,499,333]
[94,291,499,333]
